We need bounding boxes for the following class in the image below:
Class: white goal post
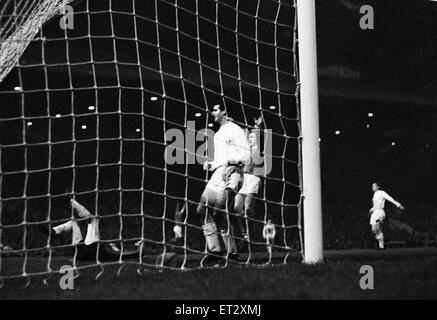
[296,0,324,264]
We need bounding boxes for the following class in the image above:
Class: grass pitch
[1,247,437,300]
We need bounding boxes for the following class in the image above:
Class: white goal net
[0,0,302,283]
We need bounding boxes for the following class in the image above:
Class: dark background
[1,0,437,252]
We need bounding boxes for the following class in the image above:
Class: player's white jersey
[212,121,250,167]
[244,145,263,175]
[71,199,92,218]
[372,190,400,211]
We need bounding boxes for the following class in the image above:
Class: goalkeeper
[369,182,405,250]
[46,196,139,261]
[196,103,250,259]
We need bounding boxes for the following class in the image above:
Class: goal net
[0,0,302,282]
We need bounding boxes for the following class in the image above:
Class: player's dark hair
[373,181,381,188]
[211,103,226,113]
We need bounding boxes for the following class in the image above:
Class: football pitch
[1,247,437,300]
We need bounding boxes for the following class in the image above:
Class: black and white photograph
[1,0,437,304]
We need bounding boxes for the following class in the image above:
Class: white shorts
[370,209,386,225]
[238,173,261,195]
[206,165,243,193]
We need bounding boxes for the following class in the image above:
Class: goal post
[296,0,324,264]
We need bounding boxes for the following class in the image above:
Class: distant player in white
[52,198,99,247]
[262,219,276,261]
[49,196,138,261]
[234,119,263,244]
[196,103,250,258]
[369,182,404,250]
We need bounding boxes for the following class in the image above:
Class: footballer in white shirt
[234,122,263,249]
[48,196,139,261]
[196,103,250,260]
[369,182,404,250]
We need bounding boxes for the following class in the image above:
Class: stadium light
[26,121,32,126]
[14,86,22,91]
[269,105,276,110]
[136,128,141,132]
[208,123,213,128]
[55,114,61,118]
[195,112,201,117]
[391,141,396,146]
[150,96,158,101]
[366,124,370,128]
[335,130,340,135]
[81,125,87,130]
[88,105,95,111]
[368,112,374,117]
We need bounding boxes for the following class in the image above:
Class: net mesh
[0,0,74,83]
[0,0,302,282]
